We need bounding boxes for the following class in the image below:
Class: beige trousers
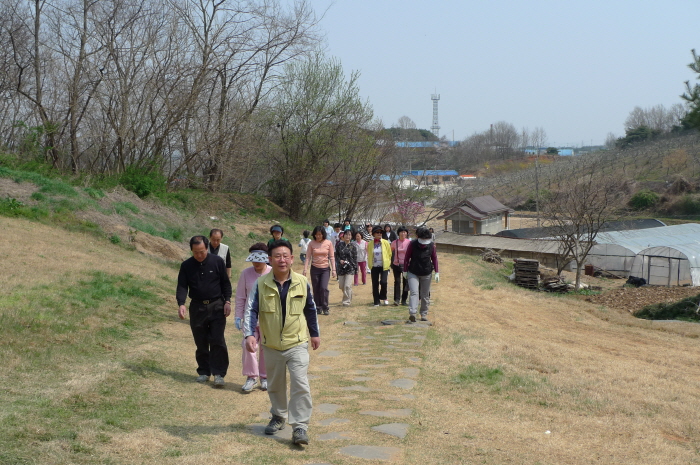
[262,342,312,430]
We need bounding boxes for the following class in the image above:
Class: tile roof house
[437,195,513,235]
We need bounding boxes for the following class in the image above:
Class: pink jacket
[234,265,272,319]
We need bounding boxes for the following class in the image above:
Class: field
[2,216,700,464]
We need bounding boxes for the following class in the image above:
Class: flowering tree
[395,199,425,225]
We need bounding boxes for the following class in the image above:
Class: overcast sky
[309,0,700,146]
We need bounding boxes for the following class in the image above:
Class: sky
[306,0,700,146]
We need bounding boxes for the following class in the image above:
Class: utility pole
[535,152,541,227]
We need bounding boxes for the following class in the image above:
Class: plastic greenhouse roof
[593,223,700,254]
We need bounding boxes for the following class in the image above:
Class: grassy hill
[450,132,700,221]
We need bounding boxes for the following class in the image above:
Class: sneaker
[374,304,380,307]
[342,303,350,307]
[292,427,309,445]
[195,374,210,383]
[260,378,268,391]
[383,300,390,306]
[242,377,258,392]
[401,301,407,306]
[420,316,429,322]
[323,309,329,315]
[265,415,286,435]
[393,301,399,306]
[408,314,416,323]
[213,375,225,388]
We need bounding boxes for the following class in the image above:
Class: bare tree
[540,168,626,290]
[397,115,416,130]
[531,126,547,153]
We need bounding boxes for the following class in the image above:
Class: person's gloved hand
[434,272,440,283]
[235,317,242,331]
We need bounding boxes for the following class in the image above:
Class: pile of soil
[581,286,700,314]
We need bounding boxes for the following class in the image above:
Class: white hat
[246,250,269,263]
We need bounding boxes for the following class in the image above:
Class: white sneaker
[260,378,268,391]
[242,377,257,392]
[383,300,390,306]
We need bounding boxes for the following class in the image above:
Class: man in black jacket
[177,235,233,387]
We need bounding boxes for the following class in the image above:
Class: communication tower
[431,93,440,138]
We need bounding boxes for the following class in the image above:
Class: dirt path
[4,217,700,463]
[102,252,700,464]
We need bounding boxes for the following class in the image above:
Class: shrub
[677,194,700,215]
[634,294,700,321]
[109,235,121,244]
[120,165,166,199]
[629,190,659,210]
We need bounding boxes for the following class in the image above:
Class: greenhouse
[584,223,700,281]
[629,244,700,286]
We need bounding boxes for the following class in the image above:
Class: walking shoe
[323,309,329,315]
[292,427,309,445]
[374,303,380,307]
[213,375,225,388]
[420,316,429,322]
[383,300,390,306]
[401,301,407,306]
[393,301,400,306]
[195,375,210,383]
[265,415,286,435]
[408,314,416,323]
[343,303,350,307]
[242,377,258,392]
[260,378,268,391]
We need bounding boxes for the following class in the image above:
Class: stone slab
[390,378,416,390]
[407,357,421,363]
[307,374,320,380]
[371,423,410,439]
[369,357,391,361]
[359,408,412,418]
[359,364,388,369]
[339,332,358,337]
[317,431,353,441]
[317,403,342,414]
[352,376,374,382]
[344,321,361,326]
[319,350,342,357]
[339,445,402,461]
[349,370,369,375]
[317,365,334,371]
[318,418,351,426]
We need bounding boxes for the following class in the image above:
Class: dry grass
[2,217,700,464]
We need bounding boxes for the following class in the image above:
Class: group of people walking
[175,221,438,447]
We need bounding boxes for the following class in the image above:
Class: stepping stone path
[250,302,432,463]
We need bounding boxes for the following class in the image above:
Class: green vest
[257,271,309,351]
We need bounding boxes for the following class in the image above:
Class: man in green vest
[243,240,320,446]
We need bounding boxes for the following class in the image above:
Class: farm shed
[438,196,513,235]
[585,223,700,278]
[435,232,564,269]
[628,243,700,286]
